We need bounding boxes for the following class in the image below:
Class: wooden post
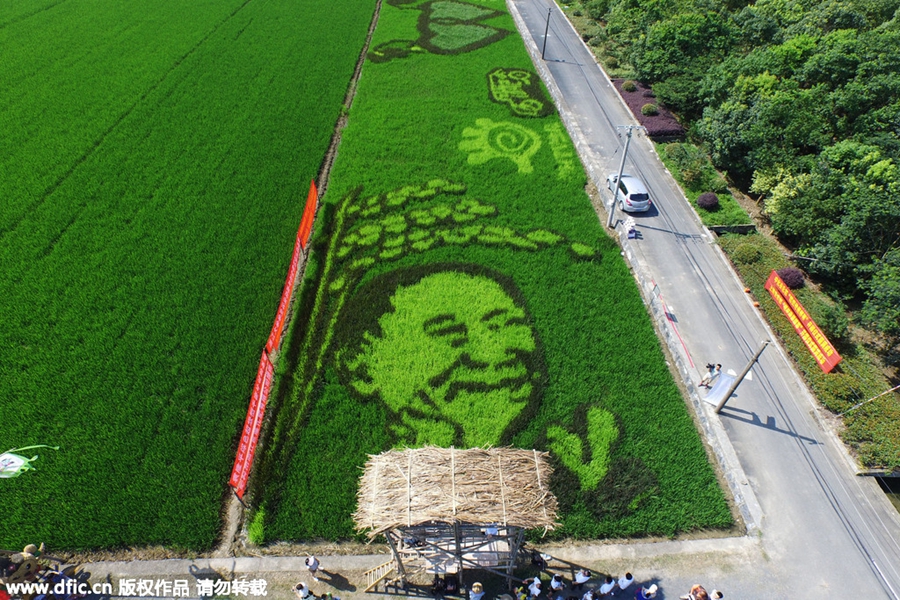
[385,530,407,582]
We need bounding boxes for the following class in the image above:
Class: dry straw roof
[354,446,559,537]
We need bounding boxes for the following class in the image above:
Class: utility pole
[541,8,551,60]
[715,340,770,413]
[607,125,645,228]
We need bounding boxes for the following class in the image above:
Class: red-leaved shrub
[697,192,719,210]
[777,267,805,289]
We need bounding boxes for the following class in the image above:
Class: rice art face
[344,271,537,446]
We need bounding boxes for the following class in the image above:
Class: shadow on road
[719,406,820,445]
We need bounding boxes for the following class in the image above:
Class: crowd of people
[510,567,722,600]
[514,569,656,600]
[292,552,723,600]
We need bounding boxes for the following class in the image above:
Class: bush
[585,0,609,20]
[605,56,619,68]
[732,243,762,264]
[808,300,849,341]
[777,266,805,289]
[662,143,726,192]
[572,8,582,16]
[622,80,637,92]
[817,372,861,413]
[697,192,719,210]
[641,103,658,115]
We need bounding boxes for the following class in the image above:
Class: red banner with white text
[228,351,274,499]
[764,271,842,373]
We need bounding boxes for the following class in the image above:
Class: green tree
[631,12,738,84]
[764,141,900,286]
[859,249,900,352]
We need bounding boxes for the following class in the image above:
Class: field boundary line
[0,0,69,30]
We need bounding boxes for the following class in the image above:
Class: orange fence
[229,180,319,499]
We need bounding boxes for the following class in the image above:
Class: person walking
[305,555,320,582]
[635,584,657,599]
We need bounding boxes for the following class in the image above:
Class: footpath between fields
[81,535,767,600]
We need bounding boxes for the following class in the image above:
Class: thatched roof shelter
[354,446,559,538]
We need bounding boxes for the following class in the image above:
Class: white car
[607,173,651,212]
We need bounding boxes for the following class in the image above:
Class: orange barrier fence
[230,180,319,499]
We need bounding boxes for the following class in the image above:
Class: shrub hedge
[657,143,751,227]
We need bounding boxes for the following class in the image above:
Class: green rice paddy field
[254,0,732,541]
[0,0,375,549]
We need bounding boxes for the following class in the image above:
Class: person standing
[599,577,616,596]
[680,585,708,600]
[617,573,634,594]
[635,584,657,599]
[470,582,485,600]
[293,582,311,599]
[550,574,565,594]
[528,577,543,600]
[573,569,591,591]
[305,555,320,582]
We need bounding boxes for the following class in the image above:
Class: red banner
[266,230,303,354]
[298,180,318,251]
[229,351,275,499]
[765,271,842,373]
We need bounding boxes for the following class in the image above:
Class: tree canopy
[583,0,900,354]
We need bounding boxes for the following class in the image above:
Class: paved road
[507,0,900,597]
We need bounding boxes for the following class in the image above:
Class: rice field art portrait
[337,267,543,448]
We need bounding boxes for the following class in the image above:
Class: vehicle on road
[606,173,651,212]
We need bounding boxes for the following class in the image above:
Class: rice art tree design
[265,180,597,472]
